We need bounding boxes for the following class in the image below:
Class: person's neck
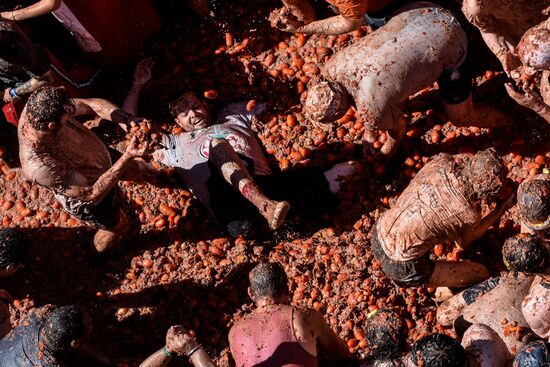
[23,125,56,145]
[255,298,287,312]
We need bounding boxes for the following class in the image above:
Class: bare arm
[505,83,550,124]
[281,0,316,23]
[139,349,172,367]
[72,98,131,125]
[0,0,62,21]
[305,309,353,361]
[296,15,363,35]
[461,194,514,246]
[122,59,154,116]
[478,32,521,73]
[3,71,54,102]
[62,137,148,203]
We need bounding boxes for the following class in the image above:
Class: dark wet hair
[464,148,507,202]
[249,262,288,300]
[43,305,85,352]
[0,228,30,268]
[518,179,550,226]
[411,333,468,367]
[26,87,70,131]
[503,233,549,273]
[364,308,406,361]
[513,341,550,367]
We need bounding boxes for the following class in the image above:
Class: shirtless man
[18,86,153,252]
[303,2,511,156]
[372,149,512,288]
[228,262,352,367]
[517,173,550,236]
[0,228,31,338]
[140,325,215,367]
[461,0,550,122]
[436,233,550,366]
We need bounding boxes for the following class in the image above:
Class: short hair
[169,91,197,117]
[503,233,548,273]
[0,228,30,268]
[43,305,85,352]
[364,308,405,361]
[249,262,288,300]
[304,81,350,125]
[26,87,70,131]
[518,178,550,229]
[411,333,468,367]
[513,341,550,367]
[466,148,507,201]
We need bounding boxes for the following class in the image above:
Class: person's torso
[522,276,550,341]
[376,154,479,261]
[231,305,318,367]
[0,310,60,367]
[461,273,535,355]
[19,117,111,190]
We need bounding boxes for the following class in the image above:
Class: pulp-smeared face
[172,95,211,131]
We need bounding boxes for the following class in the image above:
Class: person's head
[461,148,507,202]
[518,27,550,71]
[0,228,30,277]
[304,81,351,126]
[25,87,72,132]
[364,308,406,361]
[43,305,90,353]
[513,341,550,367]
[518,177,550,232]
[411,333,468,367]
[503,233,549,273]
[248,262,289,304]
[169,91,211,132]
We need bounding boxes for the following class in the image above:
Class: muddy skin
[522,276,550,341]
[518,18,550,70]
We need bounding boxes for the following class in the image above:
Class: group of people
[0,0,549,366]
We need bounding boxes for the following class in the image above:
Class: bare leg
[427,260,489,288]
[93,210,129,253]
[444,94,514,129]
[437,292,469,326]
[462,324,510,367]
[208,138,290,230]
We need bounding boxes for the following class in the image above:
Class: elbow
[46,0,63,11]
[339,17,363,34]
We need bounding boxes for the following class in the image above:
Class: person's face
[173,96,210,131]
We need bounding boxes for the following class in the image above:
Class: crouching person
[140,325,214,367]
[372,149,512,288]
[228,262,352,367]
[18,86,155,252]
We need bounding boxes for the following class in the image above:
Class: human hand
[133,58,154,88]
[165,325,200,356]
[3,88,13,102]
[505,83,546,112]
[124,135,152,158]
[269,7,303,33]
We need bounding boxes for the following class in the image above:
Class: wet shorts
[462,276,502,305]
[55,189,120,229]
[371,228,435,287]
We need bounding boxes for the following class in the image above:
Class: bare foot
[263,201,290,230]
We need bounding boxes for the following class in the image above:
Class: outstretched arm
[72,98,132,125]
[296,15,363,35]
[505,83,550,124]
[122,58,154,116]
[461,194,514,246]
[0,0,61,21]
[3,71,54,102]
[62,137,150,203]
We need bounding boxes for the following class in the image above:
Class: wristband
[162,346,173,358]
[187,344,202,357]
[9,88,18,99]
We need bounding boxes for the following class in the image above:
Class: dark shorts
[371,228,435,287]
[364,1,473,105]
[462,276,501,305]
[58,190,120,229]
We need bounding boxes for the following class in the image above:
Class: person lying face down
[228,262,352,367]
[0,228,31,339]
[436,233,550,367]
[303,1,512,157]
[371,148,512,288]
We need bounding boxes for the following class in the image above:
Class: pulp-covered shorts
[55,189,120,229]
[371,227,435,287]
